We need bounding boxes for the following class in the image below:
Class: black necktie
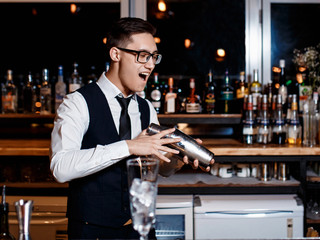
[116,96,132,140]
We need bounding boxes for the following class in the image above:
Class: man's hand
[126,128,181,162]
[181,138,215,172]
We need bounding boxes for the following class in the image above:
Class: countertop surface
[0,138,319,156]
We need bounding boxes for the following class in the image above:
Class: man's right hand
[126,128,181,162]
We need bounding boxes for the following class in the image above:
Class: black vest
[67,82,150,227]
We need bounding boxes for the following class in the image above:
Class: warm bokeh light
[158,0,166,12]
[216,48,225,57]
[70,4,77,14]
[299,66,307,72]
[184,39,191,49]
[296,73,303,84]
[272,66,281,73]
[103,37,107,45]
[32,8,37,16]
[154,37,161,44]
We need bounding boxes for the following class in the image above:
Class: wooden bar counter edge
[0,138,319,156]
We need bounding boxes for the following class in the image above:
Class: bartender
[50,17,214,239]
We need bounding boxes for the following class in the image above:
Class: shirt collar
[96,72,137,101]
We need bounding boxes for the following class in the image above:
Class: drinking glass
[127,157,159,240]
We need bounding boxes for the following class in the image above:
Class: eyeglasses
[117,47,162,65]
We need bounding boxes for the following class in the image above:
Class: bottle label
[243,126,258,135]
[299,85,312,111]
[186,103,201,113]
[2,94,16,112]
[260,119,270,126]
[165,93,176,113]
[151,89,161,101]
[279,86,288,104]
[220,91,233,100]
[40,88,51,96]
[252,93,261,110]
[274,119,285,126]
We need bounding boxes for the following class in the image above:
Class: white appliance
[194,194,303,240]
[156,195,194,240]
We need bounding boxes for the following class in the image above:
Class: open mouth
[139,72,149,81]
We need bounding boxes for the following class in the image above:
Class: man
[50,17,214,239]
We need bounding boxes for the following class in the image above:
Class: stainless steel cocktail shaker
[15,199,33,240]
[146,123,214,168]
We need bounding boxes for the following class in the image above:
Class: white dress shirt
[50,72,159,183]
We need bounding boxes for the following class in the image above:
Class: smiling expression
[107,33,158,97]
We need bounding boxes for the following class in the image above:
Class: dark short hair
[106,17,157,52]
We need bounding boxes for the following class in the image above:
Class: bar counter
[1,138,319,156]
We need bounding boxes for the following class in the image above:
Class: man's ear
[109,47,120,62]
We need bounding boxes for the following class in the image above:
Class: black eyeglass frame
[116,47,162,65]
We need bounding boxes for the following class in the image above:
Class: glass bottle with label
[272,94,287,144]
[149,73,162,113]
[0,186,15,240]
[287,94,302,145]
[164,77,177,114]
[1,69,17,113]
[23,72,35,114]
[69,62,82,93]
[220,69,234,113]
[236,71,248,99]
[40,68,52,114]
[55,66,66,111]
[257,94,272,144]
[278,59,288,113]
[203,69,216,114]
[250,69,262,112]
[186,78,201,113]
[243,94,257,144]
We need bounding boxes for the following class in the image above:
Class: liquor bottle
[242,94,257,144]
[249,69,262,112]
[257,94,272,144]
[278,59,288,113]
[287,94,302,145]
[1,70,17,113]
[164,77,177,114]
[55,66,66,111]
[16,76,24,113]
[203,69,216,114]
[220,69,234,113]
[236,71,248,99]
[272,94,287,144]
[33,73,42,114]
[186,78,201,113]
[149,73,162,113]
[105,62,110,72]
[69,62,82,93]
[40,68,52,114]
[285,95,293,127]
[23,72,35,114]
[0,186,16,240]
[87,66,98,84]
[265,80,273,113]
[297,67,312,113]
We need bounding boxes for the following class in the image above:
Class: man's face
[117,33,158,96]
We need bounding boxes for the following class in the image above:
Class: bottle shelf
[158,113,241,125]
[0,113,242,125]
